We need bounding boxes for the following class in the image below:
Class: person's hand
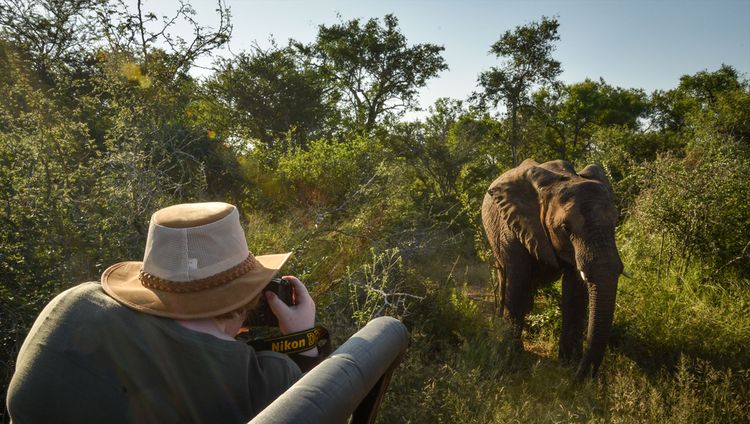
[266,276,319,357]
[265,276,316,335]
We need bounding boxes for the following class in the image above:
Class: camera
[244,277,295,327]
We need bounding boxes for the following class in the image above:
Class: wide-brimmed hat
[102,202,291,319]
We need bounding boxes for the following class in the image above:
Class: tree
[634,137,750,277]
[205,43,339,151]
[383,98,502,227]
[297,14,447,133]
[649,65,746,134]
[676,65,749,145]
[528,78,648,161]
[0,0,102,81]
[99,0,231,80]
[678,64,743,106]
[0,0,231,84]
[476,16,561,165]
[385,99,467,202]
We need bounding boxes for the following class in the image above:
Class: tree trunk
[510,105,519,166]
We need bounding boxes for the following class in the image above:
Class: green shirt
[7,282,301,423]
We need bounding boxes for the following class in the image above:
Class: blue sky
[160,0,750,114]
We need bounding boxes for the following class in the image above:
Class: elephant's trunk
[576,278,618,380]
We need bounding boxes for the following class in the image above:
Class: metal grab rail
[250,316,409,424]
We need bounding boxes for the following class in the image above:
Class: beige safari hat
[102,202,291,319]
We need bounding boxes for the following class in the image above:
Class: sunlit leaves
[299,14,447,133]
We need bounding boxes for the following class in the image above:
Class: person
[7,202,319,422]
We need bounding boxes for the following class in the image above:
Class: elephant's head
[489,159,623,378]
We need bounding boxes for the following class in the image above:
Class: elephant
[481,159,625,379]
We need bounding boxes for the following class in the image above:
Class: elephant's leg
[503,262,535,344]
[559,268,588,365]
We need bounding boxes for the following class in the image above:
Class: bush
[631,136,750,278]
[277,136,381,209]
[613,218,750,372]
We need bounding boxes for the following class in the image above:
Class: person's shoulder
[51,280,99,295]
[39,281,104,310]
[74,280,107,295]
[60,281,126,309]
[38,281,137,329]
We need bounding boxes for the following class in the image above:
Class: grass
[359,225,750,423]
[373,280,750,423]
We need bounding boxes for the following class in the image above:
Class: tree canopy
[297,14,448,133]
[477,16,562,165]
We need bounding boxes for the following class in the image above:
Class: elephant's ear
[488,164,559,267]
[580,164,614,196]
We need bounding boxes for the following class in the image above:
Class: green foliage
[649,64,747,136]
[711,87,750,143]
[382,99,506,266]
[276,136,380,209]
[613,204,750,367]
[528,79,649,162]
[631,137,750,276]
[582,125,687,216]
[678,64,744,105]
[479,16,562,104]
[205,44,339,150]
[297,14,448,133]
[386,99,477,202]
[0,0,101,82]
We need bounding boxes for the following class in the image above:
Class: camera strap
[244,326,331,356]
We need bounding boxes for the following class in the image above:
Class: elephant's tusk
[622,269,632,279]
[579,271,587,282]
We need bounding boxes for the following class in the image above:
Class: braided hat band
[139,254,260,293]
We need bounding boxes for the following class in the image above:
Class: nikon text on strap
[243,326,331,355]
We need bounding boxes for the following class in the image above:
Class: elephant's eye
[561,222,571,233]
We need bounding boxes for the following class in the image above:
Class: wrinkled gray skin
[482,159,623,379]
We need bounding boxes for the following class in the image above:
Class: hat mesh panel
[142,208,250,282]
[185,224,249,279]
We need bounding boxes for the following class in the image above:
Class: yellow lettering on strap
[244,326,329,354]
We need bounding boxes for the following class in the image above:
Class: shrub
[631,136,750,278]
[277,136,380,208]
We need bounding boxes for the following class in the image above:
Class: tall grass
[615,220,750,372]
[374,281,749,423]
[365,217,750,423]
[241,205,749,423]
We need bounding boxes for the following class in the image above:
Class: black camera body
[245,277,295,327]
